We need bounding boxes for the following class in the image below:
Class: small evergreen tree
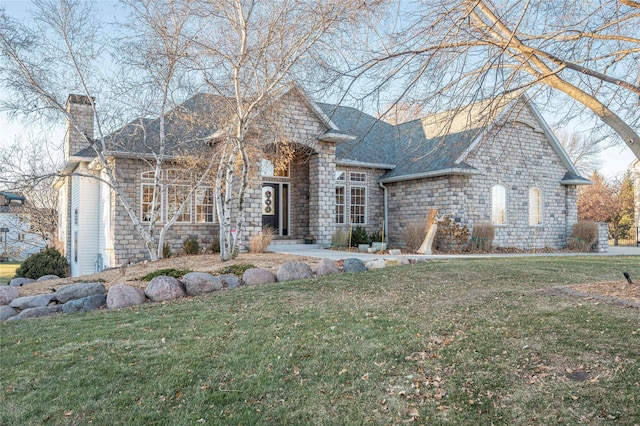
[14,247,69,279]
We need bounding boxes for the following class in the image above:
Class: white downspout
[379,181,388,243]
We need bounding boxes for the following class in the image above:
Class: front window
[195,187,215,223]
[335,185,345,224]
[492,184,506,225]
[350,186,366,224]
[529,188,542,226]
[141,183,161,222]
[166,184,192,223]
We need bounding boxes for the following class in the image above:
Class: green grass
[1,256,639,425]
[0,262,20,285]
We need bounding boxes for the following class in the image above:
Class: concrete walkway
[268,244,640,261]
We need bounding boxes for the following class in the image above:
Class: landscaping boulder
[384,258,401,267]
[6,305,63,321]
[366,259,386,270]
[0,306,17,322]
[342,258,366,273]
[182,272,223,296]
[0,286,19,305]
[219,274,242,289]
[37,275,60,282]
[315,258,340,277]
[62,294,107,313]
[9,277,36,287]
[9,294,55,310]
[107,285,147,309]
[55,282,107,304]
[145,276,186,302]
[276,261,313,282]
[242,268,276,286]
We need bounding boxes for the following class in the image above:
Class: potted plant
[369,230,386,251]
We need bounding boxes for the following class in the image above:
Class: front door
[262,183,289,236]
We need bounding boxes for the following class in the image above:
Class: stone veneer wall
[109,157,218,265]
[386,100,577,250]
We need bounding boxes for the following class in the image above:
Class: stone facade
[385,102,578,250]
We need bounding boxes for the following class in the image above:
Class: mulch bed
[554,281,640,309]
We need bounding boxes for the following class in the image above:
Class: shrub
[14,247,69,279]
[369,231,383,243]
[331,229,350,248]
[162,242,172,259]
[568,220,598,252]
[183,235,200,255]
[140,268,191,281]
[210,237,220,254]
[249,227,274,253]
[217,263,255,276]
[350,226,370,247]
[401,219,426,252]
[470,222,495,252]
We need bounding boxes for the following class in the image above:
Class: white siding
[98,174,113,270]
[70,171,100,276]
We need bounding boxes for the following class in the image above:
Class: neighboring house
[57,85,590,276]
[0,192,47,261]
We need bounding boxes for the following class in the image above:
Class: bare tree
[0,0,210,262]
[187,0,377,260]
[556,130,608,176]
[343,0,640,159]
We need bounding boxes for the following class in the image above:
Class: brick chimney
[65,94,95,160]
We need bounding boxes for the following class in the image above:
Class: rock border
[1,256,414,322]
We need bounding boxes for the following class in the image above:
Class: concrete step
[267,243,321,251]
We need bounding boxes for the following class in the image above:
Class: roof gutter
[336,159,396,170]
[379,167,480,184]
[560,178,592,186]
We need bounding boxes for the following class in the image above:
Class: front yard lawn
[0,262,20,285]
[1,256,638,425]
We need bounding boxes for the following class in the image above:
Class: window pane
[491,185,506,225]
[529,188,542,225]
[167,185,191,222]
[196,187,215,223]
[349,172,366,183]
[141,183,161,222]
[335,185,345,224]
[350,186,366,224]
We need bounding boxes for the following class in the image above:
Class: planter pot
[358,244,370,252]
[304,237,314,244]
[371,242,387,251]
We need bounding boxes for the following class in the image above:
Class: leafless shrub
[567,220,598,252]
[470,222,495,251]
[249,227,275,253]
[401,219,426,252]
[331,229,349,248]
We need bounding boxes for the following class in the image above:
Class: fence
[608,226,639,247]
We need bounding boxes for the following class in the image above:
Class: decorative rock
[366,259,386,270]
[276,261,314,282]
[55,282,106,304]
[0,286,19,305]
[342,258,366,273]
[219,274,242,289]
[182,272,223,296]
[0,306,18,322]
[242,268,276,286]
[9,294,55,310]
[6,305,63,321]
[62,294,107,313]
[400,258,410,265]
[388,249,402,256]
[107,285,147,309]
[9,277,36,287]
[37,275,60,282]
[315,258,340,276]
[145,276,186,302]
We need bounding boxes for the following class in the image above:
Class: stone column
[308,141,336,246]
[565,185,578,245]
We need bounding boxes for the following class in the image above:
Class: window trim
[141,182,162,223]
[166,183,192,223]
[335,184,346,224]
[195,186,216,223]
[349,184,367,225]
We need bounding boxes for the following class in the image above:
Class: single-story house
[56,85,590,276]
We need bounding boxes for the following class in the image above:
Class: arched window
[529,188,542,226]
[491,185,507,225]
